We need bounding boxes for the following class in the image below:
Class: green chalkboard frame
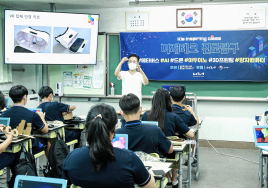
[108,34,268,98]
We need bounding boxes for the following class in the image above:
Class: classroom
[0,0,268,188]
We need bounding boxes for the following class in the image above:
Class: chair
[66,139,78,151]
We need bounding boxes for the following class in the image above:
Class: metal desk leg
[195,129,200,181]
[188,143,192,188]
[265,157,268,188]
[261,150,264,188]
[6,167,10,182]
[178,152,183,188]
[36,157,40,176]
[160,177,165,188]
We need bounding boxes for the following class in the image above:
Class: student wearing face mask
[114,54,149,105]
[37,86,81,143]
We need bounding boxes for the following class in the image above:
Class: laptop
[27,108,42,113]
[0,117,10,134]
[14,175,67,188]
[253,125,268,151]
[141,121,158,126]
[112,134,128,150]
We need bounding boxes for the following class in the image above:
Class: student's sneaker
[172,183,178,188]
[191,158,198,167]
[183,159,198,167]
[167,182,172,186]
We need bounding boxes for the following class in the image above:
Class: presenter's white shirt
[118,71,144,104]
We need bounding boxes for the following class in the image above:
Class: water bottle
[111,86,115,96]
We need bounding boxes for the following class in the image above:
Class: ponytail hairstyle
[147,88,172,132]
[85,103,118,171]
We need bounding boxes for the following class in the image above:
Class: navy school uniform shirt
[116,120,171,155]
[142,111,190,137]
[38,101,80,142]
[62,147,151,188]
[1,106,45,133]
[1,105,47,154]
[37,101,69,123]
[172,104,197,127]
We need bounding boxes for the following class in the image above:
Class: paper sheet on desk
[258,146,268,151]
[143,162,171,175]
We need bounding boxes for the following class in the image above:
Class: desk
[173,143,188,188]
[33,124,67,141]
[138,161,173,188]
[65,119,86,130]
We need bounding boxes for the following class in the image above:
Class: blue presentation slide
[120,30,268,81]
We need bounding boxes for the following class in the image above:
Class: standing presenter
[114,54,149,106]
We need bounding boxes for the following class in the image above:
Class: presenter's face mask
[128,63,137,70]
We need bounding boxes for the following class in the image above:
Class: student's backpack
[44,133,69,178]
[78,128,87,148]
[14,146,38,176]
[8,146,38,188]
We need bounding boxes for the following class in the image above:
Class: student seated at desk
[0,90,15,172]
[170,86,199,127]
[170,86,199,166]
[1,85,50,157]
[142,88,194,188]
[37,86,80,143]
[116,93,173,155]
[62,103,155,188]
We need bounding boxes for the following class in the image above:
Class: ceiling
[0,0,267,10]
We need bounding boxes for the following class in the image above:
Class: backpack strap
[56,131,63,140]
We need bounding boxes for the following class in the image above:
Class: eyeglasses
[128,60,137,63]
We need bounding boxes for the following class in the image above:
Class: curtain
[0,4,12,83]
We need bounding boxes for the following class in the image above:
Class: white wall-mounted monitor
[5,10,99,65]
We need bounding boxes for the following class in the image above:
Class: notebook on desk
[14,175,67,188]
[253,125,268,150]
[112,134,128,150]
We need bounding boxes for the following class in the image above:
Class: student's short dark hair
[170,86,185,102]
[119,93,140,115]
[9,85,28,103]
[38,86,53,99]
[0,91,6,110]
[128,54,139,62]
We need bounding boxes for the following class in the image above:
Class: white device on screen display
[55,82,63,97]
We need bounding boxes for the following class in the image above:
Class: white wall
[62,3,268,32]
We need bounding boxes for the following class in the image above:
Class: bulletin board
[48,35,106,97]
